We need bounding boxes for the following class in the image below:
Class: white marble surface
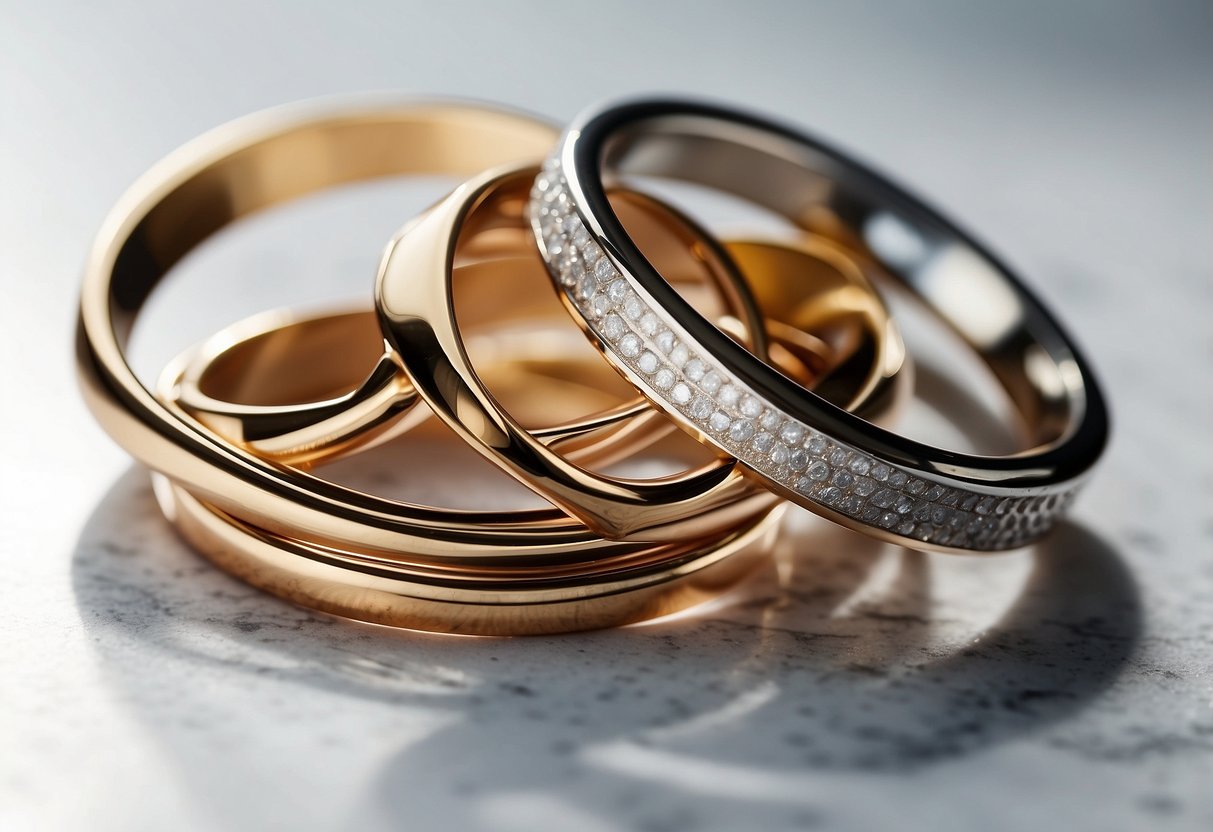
[2,2,1211,830]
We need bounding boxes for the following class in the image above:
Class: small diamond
[894,495,915,514]
[925,485,946,501]
[853,477,875,497]
[638,312,660,335]
[975,496,995,515]
[600,314,626,341]
[729,419,755,443]
[907,478,926,496]
[655,330,676,354]
[889,470,908,488]
[623,294,645,320]
[794,476,815,493]
[619,334,642,358]
[595,258,618,283]
[637,350,659,372]
[683,359,706,382]
[700,372,723,394]
[590,294,612,319]
[832,471,854,489]
[880,512,899,529]
[788,449,810,471]
[752,432,775,453]
[760,411,782,432]
[576,274,595,301]
[689,395,713,420]
[669,343,690,367]
[959,494,978,511]
[769,443,791,466]
[870,462,890,481]
[572,227,591,250]
[848,457,871,476]
[931,506,951,526]
[607,279,629,302]
[807,461,830,482]
[829,448,849,467]
[871,489,896,509]
[739,396,762,418]
[581,241,602,269]
[779,424,805,445]
[807,435,828,454]
[840,495,864,514]
[896,520,917,536]
[671,382,692,404]
[820,487,843,505]
[718,385,740,407]
[654,368,676,390]
[708,411,731,433]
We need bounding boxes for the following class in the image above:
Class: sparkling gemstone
[669,343,690,367]
[807,435,828,454]
[832,471,854,489]
[870,462,890,481]
[888,470,908,488]
[689,395,713,420]
[708,412,731,433]
[794,476,815,493]
[788,449,810,471]
[590,294,612,319]
[820,487,842,505]
[581,241,603,269]
[840,495,864,514]
[607,279,629,302]
[769,443,791,466]
[760,411,782,432]
[619,334,642,358]
[623,294,645,320]
[871,489,896,509]
[718,385,740,407]
[751,432,775,453]
[925,485,946,501]
[637,350,659,372]
[829,448,849,467]
[896,520,916,536]
[683,359,706,381]
[572,227,591,250]
[907,478,926,496]
[894,495,915,514]
[931,506,951,525]
[638,312,660,335]
[600,314,626,341]
[880,512,899,529]
[654,368,676,390]
[807,461,830,482]
[700,372,723,394]
[739,396,762,418]
[595,258,618,283]
[729,419,755,443]
[975,496,995,515]
[862,506,883,523]
[848,457,871,476]
[671,382,692,404]
[959,494,978,511]
[853,477,875,497]
[655,330,676,354]
[779,424,805,445]
[576,275,595,301]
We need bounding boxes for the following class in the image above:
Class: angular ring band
[531,97,1109,552]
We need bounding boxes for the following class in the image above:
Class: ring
[531,97,1108,551]
[379,165,908,541]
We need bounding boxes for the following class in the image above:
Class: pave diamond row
[528,161,1076,550]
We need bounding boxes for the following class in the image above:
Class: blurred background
[1,2,1210,831]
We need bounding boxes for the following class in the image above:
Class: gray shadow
[72,460,1137,830]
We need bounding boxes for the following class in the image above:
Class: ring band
[531,97,1108,551]
[379,165,908,541]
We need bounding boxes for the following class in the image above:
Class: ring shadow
[70,361,1139,827]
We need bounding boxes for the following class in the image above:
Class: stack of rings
[77,98,1108,635]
